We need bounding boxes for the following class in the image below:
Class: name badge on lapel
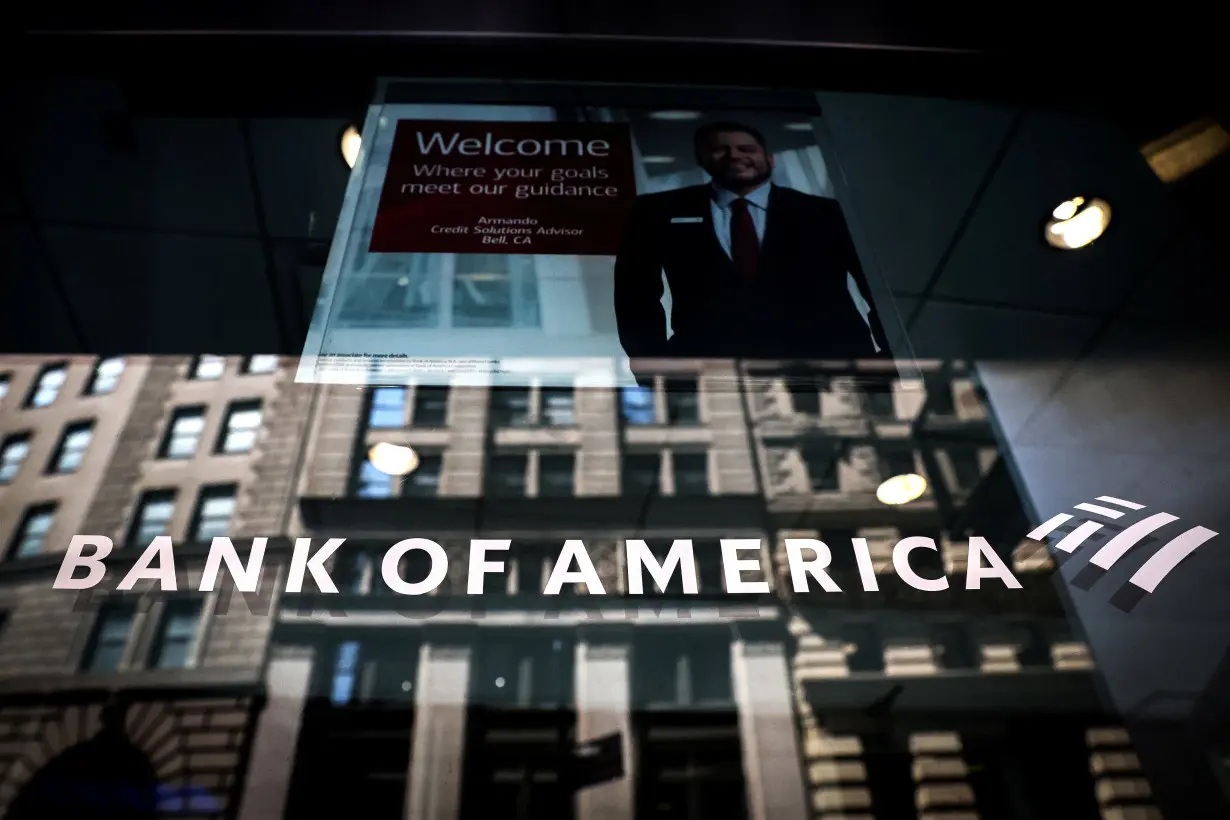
[670,217,704,224]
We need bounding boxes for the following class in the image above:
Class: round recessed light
[640,155,676,164]
[368,442,419,476]
[1045,196,1111,250]
[876,473,928,505]
[784,121,814,132]
[340,125,362,170]
[648,110,702,121]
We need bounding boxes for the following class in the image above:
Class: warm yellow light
[340,126,362,169]
[876,473,928,505]
[368,442,419,476]
[1143,119,1230,183]
[1045,197,1111,250]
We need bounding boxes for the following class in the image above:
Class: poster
[297,94,898,388]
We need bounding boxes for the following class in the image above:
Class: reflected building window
[411,386,449,427]
[541,388,575,426]
[622,452,661,496]
[81,601,136,673]
[129,490,176,546]
[191,485,236,541]
[192,355,226,380]
[331,640,361,705]
[25,363,67,408]
[0,434,31,483]
[161,406,207,459]
[948,446,985,492]
[86,357,125,394]
[841,622,885,673]
[357,460,395,498]
[621,386,656,425]
[801,442,841,492]
[9,503,56,559]
[148,599,204,669]
[879,446,917,481]
[787,379,821,416]
[671,452,710,496]
[486,453,530,497]
[0,374,9,403]
[404,453,443,497]
[665,377,701,425]
[490,388,533,428]
[369,387,409,428]
[538,453,576,498]
[217,400,262,454]
[242,355,279,374]
[453,254,540,328]
[50,421,93,473]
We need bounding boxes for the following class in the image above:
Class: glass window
[149,599,203,669]
[933,622,978,670]
[192,486,236,541]
[486,453,528,497]
[412,386,449,427]
[471,634,573,709]
[863,385,897,418]
[541,388,575,426]
[161,406,206,458]
[243,355,279,374]
[357,460,396,498]
[10,504,56,558]
[82,602,136,673]
[538,453,575,497]
[665,378,700,425]
[949,447,985,491]
[218,401,262,454]
[622,452,661,496]
[801,443,841,492]
[842,622,885,673]
[129,490,176,546]
[672,452,710,496]
[0,374,9,402]
[26,363,67,408]
[404,454,443,497]
[369,387,408,428]
[490,388,532,427]
[86,357,125,394]
[620,385,656,425]
[0,434,31,483]
[192,355,227,380]
[924,378,957,416]
[694,540,725,593]
[787,379,821,415]
[452,254,540,329]
[634,632,733,707]
[880,447,917,480]
[50,421,93,473]
[331,640,361,705]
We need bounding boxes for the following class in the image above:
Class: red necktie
[730,197,760,278]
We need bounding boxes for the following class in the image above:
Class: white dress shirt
[710,182,770,260]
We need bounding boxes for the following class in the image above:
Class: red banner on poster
[369,120,637,255]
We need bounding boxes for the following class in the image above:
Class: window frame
[190,354,227,380]
[127,488,178,547]
[7,502,58,560]
[241,355,280,375]
[159,405,208,459]
[146,597,207,670]
[84,356,126,395]
[23,362,69,408]
[0,432,32,484]
[80,599,138,673]
[47,419,95,474]
[189,484,238,543]
[215,399,263,455]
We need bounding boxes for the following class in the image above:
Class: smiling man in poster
[614,121,890,362]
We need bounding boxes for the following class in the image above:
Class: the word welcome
[53,536,1023,595]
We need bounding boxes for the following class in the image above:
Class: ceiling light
[340,125,362,170]
[784,122,814,131]
[876,473,928,505]
[368,442,419,476]
[648,110,702,121]
[1045,196,1111,250]
[640,155,676,164]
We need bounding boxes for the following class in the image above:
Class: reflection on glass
[452,255,540,328]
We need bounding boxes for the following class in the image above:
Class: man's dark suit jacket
[614,183,890,362]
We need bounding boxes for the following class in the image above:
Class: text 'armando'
[51,536,1023,595]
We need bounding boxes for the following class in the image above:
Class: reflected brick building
[0,354,1163,819]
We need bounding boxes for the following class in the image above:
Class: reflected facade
[0,354,1164,819]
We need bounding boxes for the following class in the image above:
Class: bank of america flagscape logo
[1026,495,1219,612]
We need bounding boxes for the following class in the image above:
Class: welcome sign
[369,120,637,255]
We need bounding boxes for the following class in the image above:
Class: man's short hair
[693,121,768,162]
